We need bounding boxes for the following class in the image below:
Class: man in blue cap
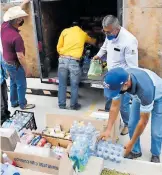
[99,67,162,163]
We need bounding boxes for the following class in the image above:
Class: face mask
[19,19,24,26]
[119,90,127,94]
[119,84,128,94]
[107,35,116,40]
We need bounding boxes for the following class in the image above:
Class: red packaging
[37,138,47,147]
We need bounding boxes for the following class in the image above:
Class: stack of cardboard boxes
[0,112,120,175]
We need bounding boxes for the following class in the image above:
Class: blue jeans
[105,93,131,126]
[4,63,27,109]
[58,58,81,108]
[128,97,162,156]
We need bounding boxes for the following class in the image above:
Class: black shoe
[12,103,19,108]
[59,105,66,109]
[70,104,81,110]
[1,115,10,125]
[125,152,142,159]
[5,110,11,116]
[151,155,160,163]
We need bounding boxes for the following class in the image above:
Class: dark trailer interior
[33,0,122,83]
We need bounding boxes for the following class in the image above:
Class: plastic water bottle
[70,121,78,141]
[82,55,91,77]
[96,141,124,163]
[69,136,89,172]
[85,122,96,150]
[2,154,17,166]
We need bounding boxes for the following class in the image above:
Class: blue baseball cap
[103,67,129,98]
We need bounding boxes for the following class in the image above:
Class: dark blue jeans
[58,58,81,108]
[105,93,131,126]
[4,63,27,109]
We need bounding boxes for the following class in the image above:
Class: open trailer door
[33,0,64,84]
[33,0,123,86]
[33,0,52,80]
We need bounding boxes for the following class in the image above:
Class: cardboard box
[1,134,72,175]
[46,113,120,142]
[2,151,60,175]
[33,132,71,148]
[14,142,52,158]
[0,128,20,151]
[79,156,104,175]
[59,155,104,175]
[89,111,121,142]
[18,168,51,175]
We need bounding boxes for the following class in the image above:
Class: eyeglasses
[102,29,115,36]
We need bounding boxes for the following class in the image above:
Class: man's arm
[131,112,150,144]
[85,34,96,46]
[57,31,64,55]
[125,39,138,68]
[93,39,107,60]
[16,52,30,76]
[2,0,30,11]
[14,36,31,76]
[99,99,120,140]
[106,99,121,133]
[124,112,150,155]
[20,0,31,9]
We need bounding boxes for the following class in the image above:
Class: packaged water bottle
[114,152,123,163]
[70,121,78,141]
[2,153,17,166]
[2,120,11,128]
[69,136,89,172]
[97,144,104,158]
[85,122,96,150]
[70,126,76,141]
[103,149,109,160]
[78,125,85,135]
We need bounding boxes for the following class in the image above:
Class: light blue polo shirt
[115,68,162,113]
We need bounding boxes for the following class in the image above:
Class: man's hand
[98,131,111,141]
[93,55,100,60]
[124,140,134,156]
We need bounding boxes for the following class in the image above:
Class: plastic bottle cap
[13,173,20,175]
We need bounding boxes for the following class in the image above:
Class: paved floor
[8,78,162,163]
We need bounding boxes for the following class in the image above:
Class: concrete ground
[8,78,162,163]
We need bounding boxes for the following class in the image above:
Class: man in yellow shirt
[57,22,96,110]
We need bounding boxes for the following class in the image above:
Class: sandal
[21,104,35,110]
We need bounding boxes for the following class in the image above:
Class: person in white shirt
[93,15,138,135]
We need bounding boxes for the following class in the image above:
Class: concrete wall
[123,0,162,77]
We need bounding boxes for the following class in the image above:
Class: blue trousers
[128,97,162,156]
[4,63,27,109]
[58,58,81,108]
[105,93,131,126]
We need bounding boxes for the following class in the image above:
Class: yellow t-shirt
[57,26,94,59]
